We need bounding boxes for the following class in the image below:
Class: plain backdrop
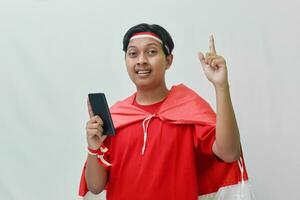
[0,0,299,199]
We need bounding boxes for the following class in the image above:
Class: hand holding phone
[88,93,115,136]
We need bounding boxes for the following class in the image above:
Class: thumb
[87,98,94,118]
[197,52,206,66]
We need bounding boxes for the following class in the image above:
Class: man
[79,23,247,200]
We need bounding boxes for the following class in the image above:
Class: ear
[165,54,173,70]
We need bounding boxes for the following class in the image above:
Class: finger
[87,126,104,136]
[87,129,102,138]
[205,52,213,64]
[94,115,104,125]
[97,125,104,133]
[89,116,104,125]
[211,58,219,68]
[197,52,206,66]
[206,55,217,65]
[209,35,217,55]
[211,57,226,68]
[206,52,213,57]
[86,122,103,130]
[87,99,94,118]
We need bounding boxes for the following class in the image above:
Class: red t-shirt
[102,99,216,200]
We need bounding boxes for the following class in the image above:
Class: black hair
[122,23,174,56]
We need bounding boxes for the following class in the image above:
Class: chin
[133,80,156,90]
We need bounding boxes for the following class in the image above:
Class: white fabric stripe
[80,191,106,200]
[238,157,245,186]
[198,180,254,200]
[130,34,163,43]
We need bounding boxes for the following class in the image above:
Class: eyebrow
[127,42,161,50]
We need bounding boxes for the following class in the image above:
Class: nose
[137,53,147,65]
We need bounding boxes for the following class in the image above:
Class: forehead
[127,37,162,49]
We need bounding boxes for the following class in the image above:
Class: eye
[147,49,158,56]
[127,51,137,58]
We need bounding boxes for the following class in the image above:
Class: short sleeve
[193,124,216,155]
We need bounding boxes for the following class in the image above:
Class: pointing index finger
[209,35,217,55]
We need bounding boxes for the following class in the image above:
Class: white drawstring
[141,114,155,155]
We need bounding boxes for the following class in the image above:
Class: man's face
[125,37,172,90]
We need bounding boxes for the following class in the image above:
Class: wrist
[88,144,100,151]
[214,82,230,91]
[86,146,112,167]
[87,147,99,156]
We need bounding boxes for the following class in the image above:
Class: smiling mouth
[136,69,152,75]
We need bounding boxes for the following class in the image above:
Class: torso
[106,100,199,200]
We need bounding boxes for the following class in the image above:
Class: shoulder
[169,84,211,107]
[110,93,136,111]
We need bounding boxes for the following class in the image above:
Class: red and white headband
[129,32,170,54]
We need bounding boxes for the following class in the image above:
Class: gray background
[0,0,299,199]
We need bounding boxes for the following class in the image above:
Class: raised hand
[198,35,229,88]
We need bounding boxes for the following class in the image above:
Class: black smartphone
[88,93,115,136]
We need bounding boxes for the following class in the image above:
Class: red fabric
[78,84,249,199]
[133,98,165,114]
[109,84,216,129]
[105,115,200,199]
[87,147,98,154]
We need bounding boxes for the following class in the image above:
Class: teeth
[137,70,150,74]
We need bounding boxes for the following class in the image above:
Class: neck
[135,83,169,105]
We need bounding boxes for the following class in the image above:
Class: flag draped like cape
[79,84,248,198]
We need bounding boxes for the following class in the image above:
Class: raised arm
[198,35,241,163]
